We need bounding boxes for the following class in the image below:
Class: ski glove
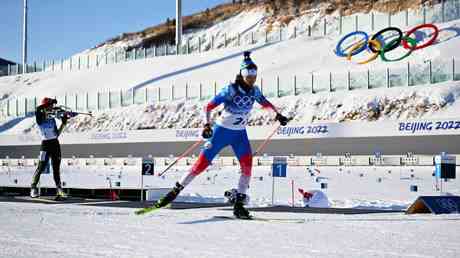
[61,114,69,124]
[202,123,213,139]
[275,113,289,126]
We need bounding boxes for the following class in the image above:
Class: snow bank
[3,80,459,135]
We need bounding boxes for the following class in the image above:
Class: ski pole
[253,124,281,157]
[158,139,204,176]
[253,117,293,157]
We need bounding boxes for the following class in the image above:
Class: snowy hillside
[1,3,459,100]
[72,0,452,63]
[1,2,460,135]
[2,80,459,135]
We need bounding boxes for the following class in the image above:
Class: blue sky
[0,0,229,63]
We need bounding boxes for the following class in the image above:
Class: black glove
[275,113,289,126]
[202,123,213,139]
[61,113,69,124]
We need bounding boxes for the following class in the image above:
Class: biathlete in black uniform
[30,97,68,200]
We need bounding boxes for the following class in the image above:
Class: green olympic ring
[380,36,417,62]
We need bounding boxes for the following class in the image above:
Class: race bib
[217,111,248,130]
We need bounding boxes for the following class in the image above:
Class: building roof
[0,58,16,66]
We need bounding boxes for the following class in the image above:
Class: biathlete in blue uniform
[155,52,289,218]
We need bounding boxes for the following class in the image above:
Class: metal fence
[1,56,458,118]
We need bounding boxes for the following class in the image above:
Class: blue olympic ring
[335,31,369,57]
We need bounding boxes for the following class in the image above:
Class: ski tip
[134,210,145,215]
[134,204,167,215]
[135,207,154,215]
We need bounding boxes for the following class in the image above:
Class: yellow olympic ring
[346,39,381,65]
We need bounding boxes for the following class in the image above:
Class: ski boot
[225,189,250,204]
[224,188,238,204]
[55,188,68,201]
[233,193,251,219]
[30,187,39,198]
[154,182,184,208]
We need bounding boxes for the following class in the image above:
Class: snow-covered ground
[1,164,460,258]
[1,201,460,258]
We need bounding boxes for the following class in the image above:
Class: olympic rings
[233,95,255,109]
[335,23,438,64]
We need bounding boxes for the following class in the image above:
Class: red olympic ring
[401,23,439,50]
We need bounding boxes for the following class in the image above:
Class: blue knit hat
[240,51,257,71]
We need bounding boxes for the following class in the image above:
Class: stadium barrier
[0,153,456,189]
[1,153,458,202]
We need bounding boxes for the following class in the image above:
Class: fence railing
[1,56,459,119]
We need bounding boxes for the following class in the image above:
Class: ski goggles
[241,68,257,77]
